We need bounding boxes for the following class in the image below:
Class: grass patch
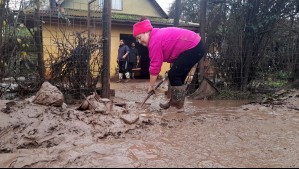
[211,88,266,101]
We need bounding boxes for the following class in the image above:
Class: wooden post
[101,0,111,98]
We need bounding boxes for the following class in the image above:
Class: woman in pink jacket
[133,17,205,111]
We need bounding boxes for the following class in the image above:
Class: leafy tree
[169,0,299,91]
[169,0,200,23]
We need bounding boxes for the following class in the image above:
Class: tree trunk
[0,0,5,80]
[174,0,181,27]
[49,0,56,10]
[241,0,259,91]
[296,38,299,79]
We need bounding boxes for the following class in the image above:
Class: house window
[99,0,122,10]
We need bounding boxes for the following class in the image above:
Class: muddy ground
[0,80,299,168]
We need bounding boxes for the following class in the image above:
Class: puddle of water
[185,99,254,115]
[187,99,252,108]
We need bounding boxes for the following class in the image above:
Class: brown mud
[0,79,298,168]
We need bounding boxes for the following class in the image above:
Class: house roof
[56,0,64,5]
[150,0,168,18]
[30,8,199,31]
[22,0,199,31]
[53,0,168,18]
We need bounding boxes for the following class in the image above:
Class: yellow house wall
[42,23,102,79]
[111,25,170,78]
[43,23,170,79]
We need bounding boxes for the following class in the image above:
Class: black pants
[168,41,206,86]
[118,61,127,74]
[127,62,136,74]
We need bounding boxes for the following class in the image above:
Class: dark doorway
[138,45,150,79]
[120,34,150,79]
[120,34,135,50]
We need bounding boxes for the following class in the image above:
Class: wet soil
[0,79,298,168]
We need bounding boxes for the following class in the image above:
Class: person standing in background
[117,39,130,83]
[127,42,140,79]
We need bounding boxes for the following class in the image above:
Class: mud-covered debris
[115,102,127,108]
[288,106,299,111]
[77,93,111,114]
[261,89,298,104]
[1,101,16,114]
[120,113,140,124]
[189,78,219,100]
[0,147,12,153]
[100,98,113,112]
[60,103,68,112]
[33,82,64,107]
[1,81,299,168]
[101,98,111,103]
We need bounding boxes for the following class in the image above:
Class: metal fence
[0,0,103,102]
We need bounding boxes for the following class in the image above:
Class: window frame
[99,0,123,11]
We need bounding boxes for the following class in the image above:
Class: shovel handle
[140,72,168,108]
[154,72,168,90]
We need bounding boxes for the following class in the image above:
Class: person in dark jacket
[127,42,140,79]
[117,39,130,82]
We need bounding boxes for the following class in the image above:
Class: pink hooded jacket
[148,27,201,76]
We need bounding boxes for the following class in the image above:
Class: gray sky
[156,0,175,13]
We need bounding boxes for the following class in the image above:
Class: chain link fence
[0,0,103,102]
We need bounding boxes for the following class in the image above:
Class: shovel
[140,72,168,108]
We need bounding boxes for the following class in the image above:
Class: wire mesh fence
[1,0,103,101]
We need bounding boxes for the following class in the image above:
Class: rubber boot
[117,73,123,83]
[170,85,186,112]
[131,73,135,79]
[160,100,171,109]
[159,85,171,109]
[125,72,130,82]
